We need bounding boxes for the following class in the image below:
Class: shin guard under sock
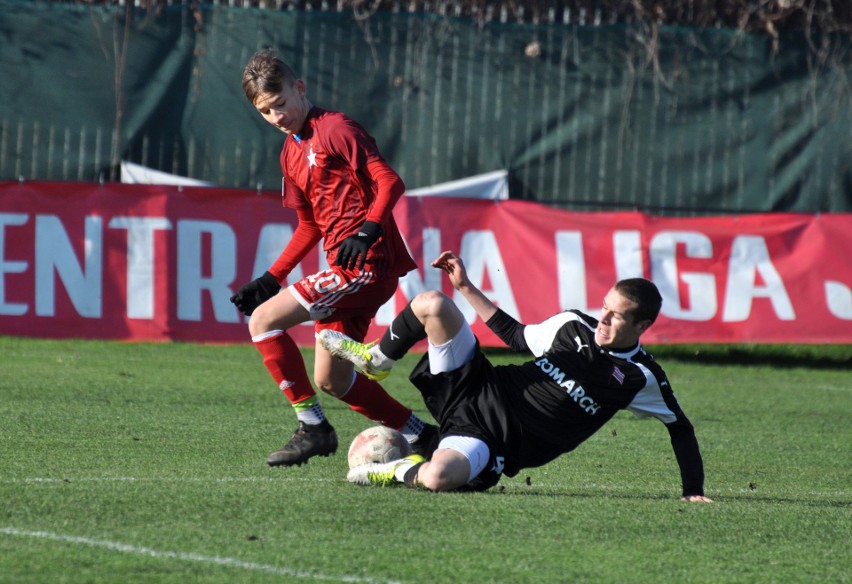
[379,302,427,360]
[253,331,316,405]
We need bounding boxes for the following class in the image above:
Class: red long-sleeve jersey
[268,107,416,282]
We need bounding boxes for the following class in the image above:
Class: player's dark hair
[614,278,662,324]
[242,49,298,105]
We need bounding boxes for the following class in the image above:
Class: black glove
[229,271,280,316]
[335,220,382,271]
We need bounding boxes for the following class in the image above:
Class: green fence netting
[1,2,849,213]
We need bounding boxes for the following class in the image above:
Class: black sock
[379,302,426,360]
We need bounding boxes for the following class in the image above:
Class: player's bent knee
[417,453,471,492]
[314,378,333,395]
[417,466,465,492]
[316,363,356,398]
[314,376,350,399]
[248,304,276,336]
[411,290,451,318]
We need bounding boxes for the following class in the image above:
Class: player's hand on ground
[431,250,470,290]
[230,271,281,316]
[336,220,382,271]
[681,495,714,503]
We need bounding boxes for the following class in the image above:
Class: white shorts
[426,321,477,375]
[438,435,491,483]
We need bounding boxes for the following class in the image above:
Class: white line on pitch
[2,476,337,484]
[0,527,400,584]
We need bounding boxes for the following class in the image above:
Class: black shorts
[408,342,522,491]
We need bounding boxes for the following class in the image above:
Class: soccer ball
[347,426,412,469]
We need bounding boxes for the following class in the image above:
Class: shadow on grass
[480,487,851,508]
[645,344,851,371]
[482,345,851,371]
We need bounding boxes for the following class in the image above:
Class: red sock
[340,375,411,429]
[253,332,315,405]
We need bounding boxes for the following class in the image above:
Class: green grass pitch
[0,337,849,583]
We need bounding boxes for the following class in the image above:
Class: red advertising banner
[1,181,850,344]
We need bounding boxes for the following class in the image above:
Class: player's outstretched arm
[431,251,499,323]
[431,250,470,289]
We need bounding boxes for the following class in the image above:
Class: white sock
[369,345,395,371]
[293,397,325,425]
[400,413,425,443]
[393,459,420,482]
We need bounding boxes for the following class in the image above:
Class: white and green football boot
[346,454,426,486]
[318,329,392,381]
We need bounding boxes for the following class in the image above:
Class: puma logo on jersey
[534,357,601,415]
[574,335,589,352]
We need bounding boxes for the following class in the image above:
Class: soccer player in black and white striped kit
[321,251,712,502]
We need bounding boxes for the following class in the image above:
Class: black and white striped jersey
[487,309,705,496]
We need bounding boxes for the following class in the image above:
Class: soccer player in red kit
[232,49,437,467]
